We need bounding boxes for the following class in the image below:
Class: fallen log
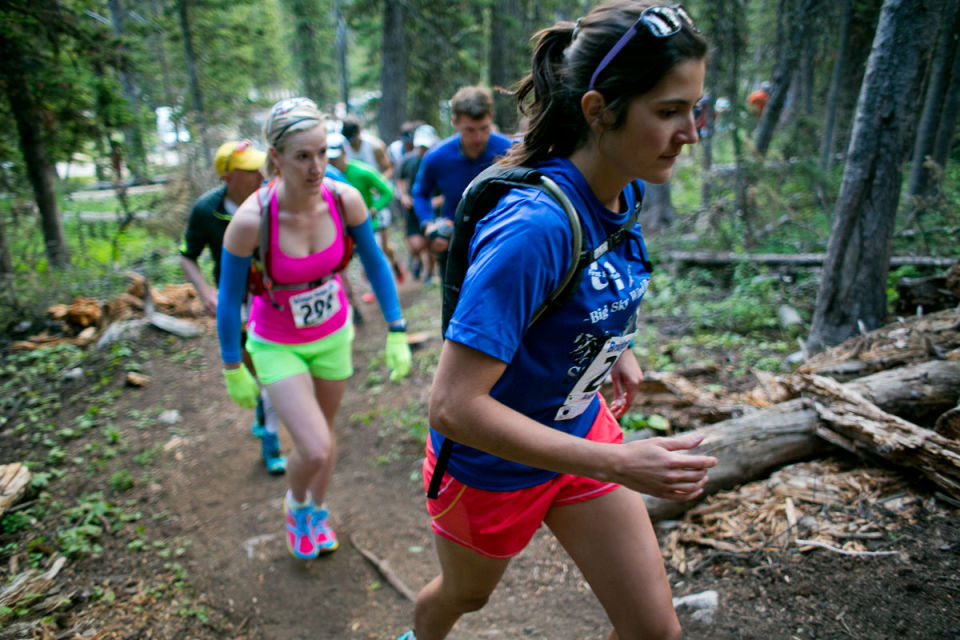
[799,308,960,379]
[663,251,955,270]
[641,360,960,521]
[792,374,960,500]
[843,359,960,426]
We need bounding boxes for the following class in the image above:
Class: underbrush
[634,264,816,379]
[0,337,207,631]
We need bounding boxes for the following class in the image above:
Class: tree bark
[819,0,852,170]
[642,360,960,521]
[2,58,69,268]
[489,0,522,134]
[906,0,960,202]
[806,0,938,355]
[754,0,819,156]
[639,181,675,232]
[0,215,12,277]
[107,0,148,184]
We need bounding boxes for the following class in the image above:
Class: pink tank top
[248,184,350,344]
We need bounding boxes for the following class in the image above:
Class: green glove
[222,364,260,408]
[385,332,412,382]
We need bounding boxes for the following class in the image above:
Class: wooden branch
[349,534,417,602]
[794,539,899,557]
[0,463,31,515]
[662,250,956,270]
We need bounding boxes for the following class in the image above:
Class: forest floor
[1,271,959,639]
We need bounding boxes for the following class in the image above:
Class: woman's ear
[580,90,611,132]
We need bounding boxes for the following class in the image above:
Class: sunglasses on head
[588,5,698,91]
[224,139,252,173]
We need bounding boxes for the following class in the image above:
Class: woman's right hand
[613,432,717,502]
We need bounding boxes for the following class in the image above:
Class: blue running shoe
[284,497,318,560]
[396,632,416,640]
[261,432,287,475]
[310,505,339,554]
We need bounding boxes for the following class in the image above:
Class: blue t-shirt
[412,131,513,226]
[433,157,652,491]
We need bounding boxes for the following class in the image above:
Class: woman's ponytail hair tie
[572,17,583,41]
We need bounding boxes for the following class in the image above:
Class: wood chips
[661,459,917,574]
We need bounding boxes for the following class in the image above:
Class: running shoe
[310,505,340,554]
[284,497,319,560]
[396,632,416,640]
[261,431,287,475]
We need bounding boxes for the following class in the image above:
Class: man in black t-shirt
[179,140,287,474]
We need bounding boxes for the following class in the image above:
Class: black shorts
[404,207,422,237]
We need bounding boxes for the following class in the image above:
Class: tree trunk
[820,0,852,170]
[642,360,960,521]
[931,35,960,175]
[754,0,819,156]
[906,0,960,203]
[379,0,407,143]
[639,181,675,232]
[805,0,938,355]
[176,0,209,161]
[107,0,148,184]
[335,0,349,107]
[489,0,522,134]
[0,215,12,277]
[3,61,69,268]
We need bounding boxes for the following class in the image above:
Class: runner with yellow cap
[180,139,287,474]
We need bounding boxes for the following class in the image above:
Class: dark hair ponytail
[502,0,707,168]
[502,23,581,168]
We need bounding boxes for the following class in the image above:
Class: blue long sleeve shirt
[411,131,513,227]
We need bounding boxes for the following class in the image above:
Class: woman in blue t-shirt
[400,3,717,639]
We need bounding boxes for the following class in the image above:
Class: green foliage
[57,491,136,558]
[620,412,670,432]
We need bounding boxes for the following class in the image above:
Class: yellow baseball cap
[214,139,266,176]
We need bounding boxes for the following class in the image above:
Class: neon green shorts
[245,324,354,385]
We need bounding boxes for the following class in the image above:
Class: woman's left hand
[608,349,642,419]
[385,332,412,381]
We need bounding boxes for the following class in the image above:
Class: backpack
[429,164,649,498]
[247,179,355,309]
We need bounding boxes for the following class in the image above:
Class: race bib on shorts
[289,280,341,328]
[555,333,634,421]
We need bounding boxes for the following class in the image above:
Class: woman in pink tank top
[215,97,412,560]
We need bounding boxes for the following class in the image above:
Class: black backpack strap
[442,165,565,334]
[427,437,454,499]
[533,181,645,320]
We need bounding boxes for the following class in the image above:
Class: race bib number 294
[290,280,341,328]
